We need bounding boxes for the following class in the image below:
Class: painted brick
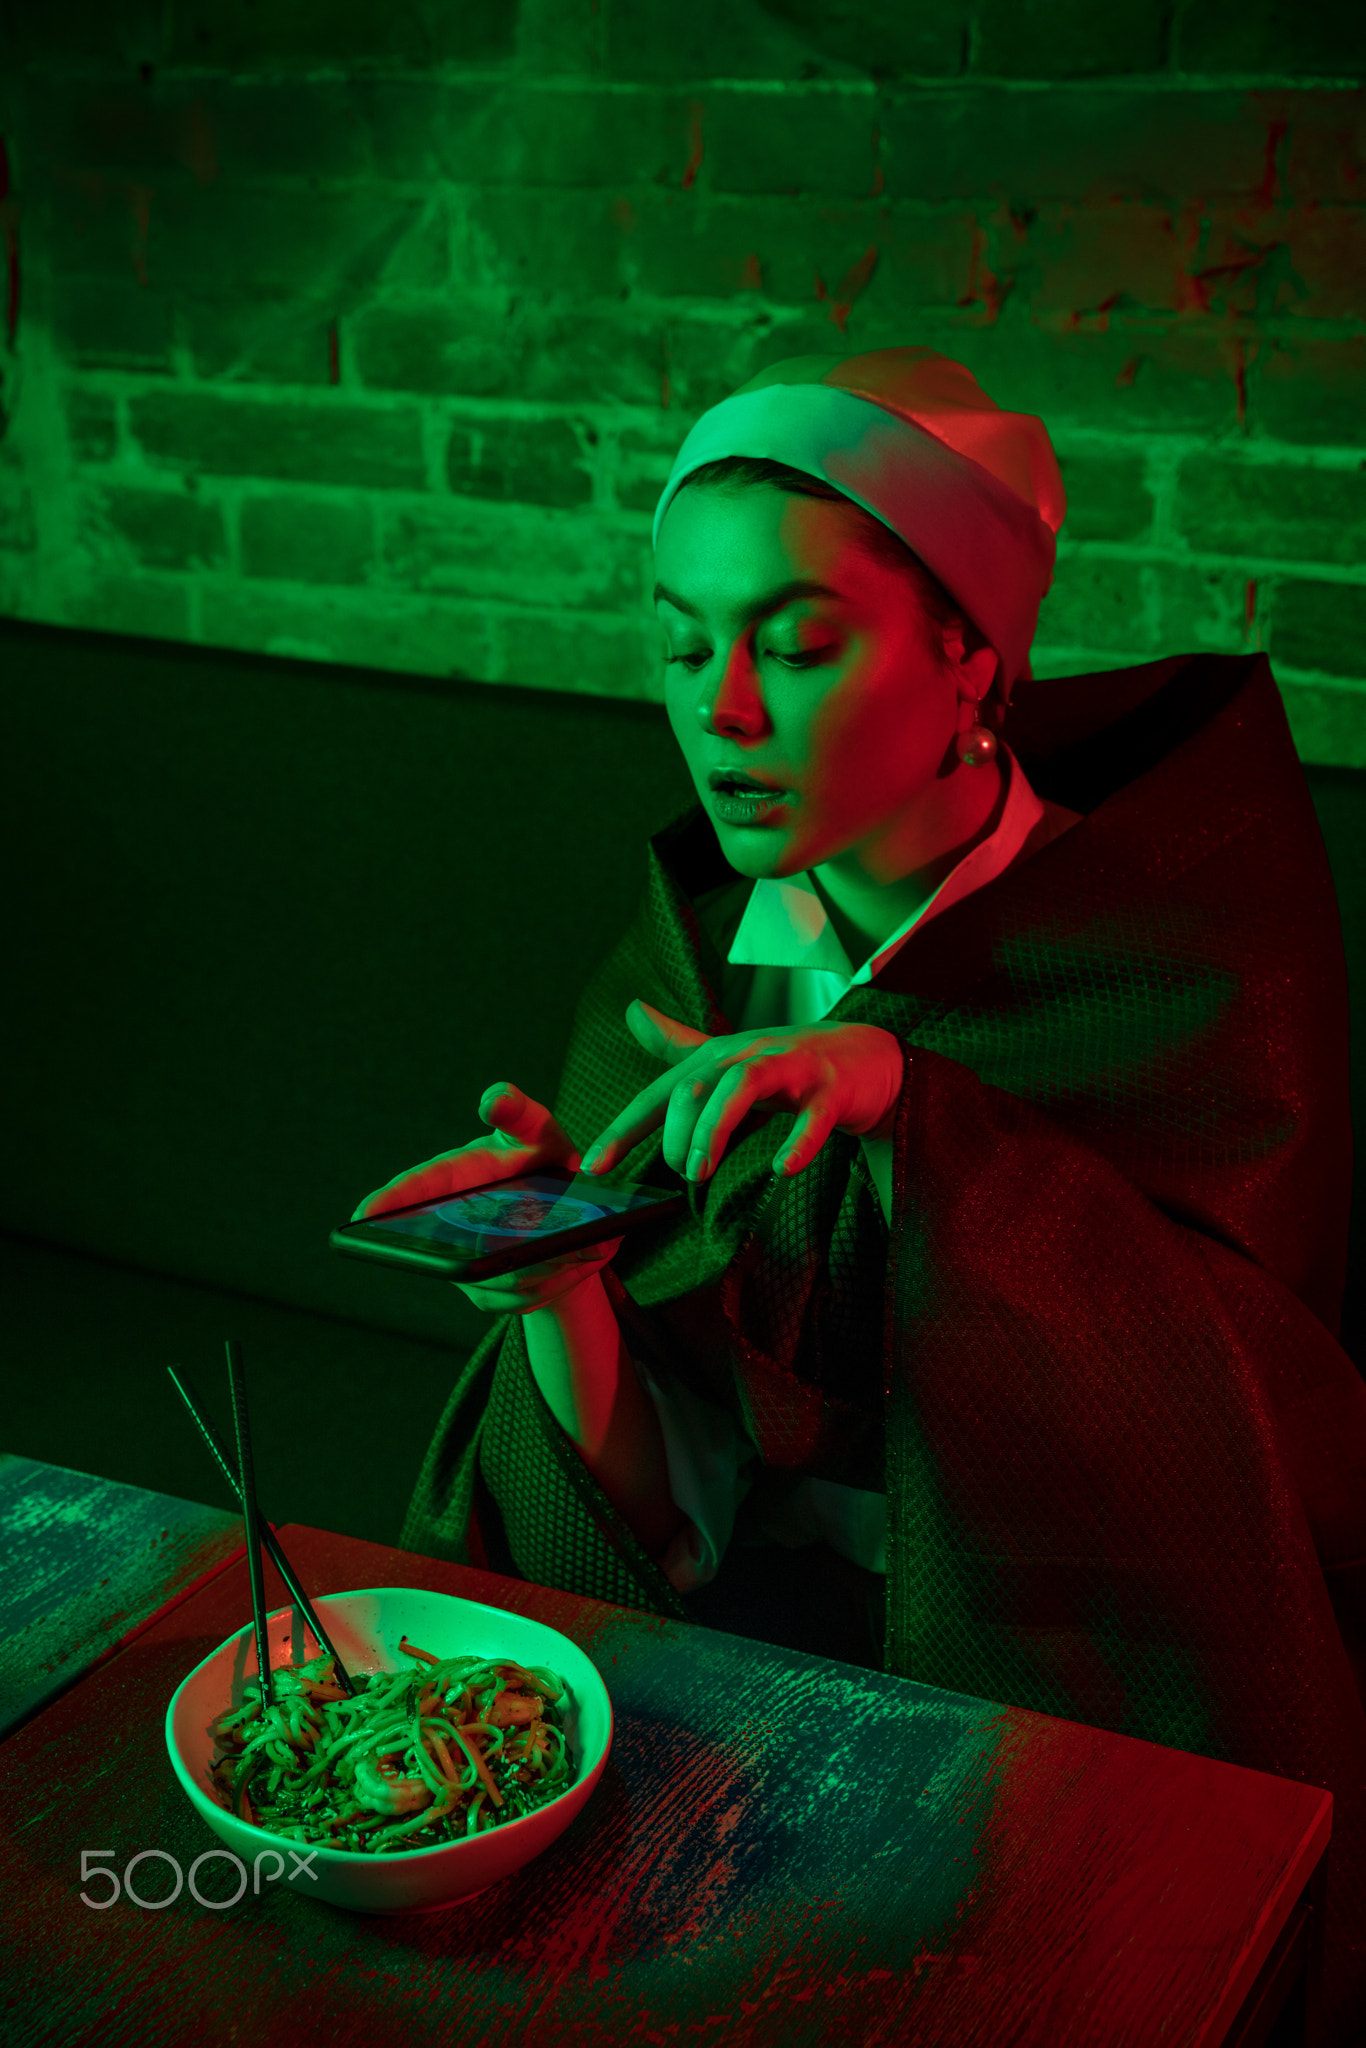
[64,387,120,463]
[974,0,1168,77]
[160,189,423,301]
[202,80,373,182]
[1094,202,1366,324]
[182,291,340,388]
[1019,198,1362,325]
[61,570,193,644]
[93,482,228,571]
[1034,556,1156,652]
[59,74,373,190]
[1155,562,1260,653]
[1281,90,1366,205]
[732,0,967,80]
[164,0,515,69]
[45,173,165,293]
[497,609,660,701]
[0,551,35,617]
[615,424,684,514]
[515,0,608,80]
[1283,206,1366,320]
[909,317,1247,434]
[1279,680,1366,768]
[625,194,786,299]
[353,296,734,411]
[1028,646,1115,679]
[355,81,500,184]
[628,192,974,310]
[51,277,176,374]
[375,207,452,295]
[705,92,881,199]
[240,493,376,586]
[1024,202,1191,319]
[880,87,1277,204]
[570,309,744,413]
[1177,0,1366,76]
[0,460,37,550]
[1175,457,1366,565]
[6,4,126,66]
[50,178,424,309]
[1271,577,1366,676]
[380,501,648,613]
[198,583,501,683]
[129,391,427,491]
[1257,338,1366,443]
[446,417,595,508]
[366,82,696,190]
[871,211,985,314]
[351,298,520,400]
[660,311,823,415]
[604,0,965,82]
[461,189,629,300]
[1053,449,1154,543]
[65,87,220,178]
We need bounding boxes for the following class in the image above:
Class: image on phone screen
[330,1169,685,1281]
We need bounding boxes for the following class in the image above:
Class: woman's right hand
[351,1084,580,1221]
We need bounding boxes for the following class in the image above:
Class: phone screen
[377,1173,654,1247]
[332,1168,685,1282]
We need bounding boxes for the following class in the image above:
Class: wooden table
[0,1509,1330,2047]
[0,1453,242,1740]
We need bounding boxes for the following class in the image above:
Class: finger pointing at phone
[351,1084,581,1222]
[580,998,903,1185]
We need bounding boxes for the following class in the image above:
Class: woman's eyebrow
[652,577,844,617]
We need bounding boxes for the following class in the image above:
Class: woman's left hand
[580,999,904,1184]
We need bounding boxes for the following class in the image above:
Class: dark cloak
[404,651,1366,2040]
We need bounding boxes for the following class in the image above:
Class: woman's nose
[696,650,766,738]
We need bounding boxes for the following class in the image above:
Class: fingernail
[687,1148,709,1181]
[580,1145,601,1173]
[773,1152,792,1176]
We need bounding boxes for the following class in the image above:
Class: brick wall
[1,0,1363,762]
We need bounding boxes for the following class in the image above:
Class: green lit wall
[0,0,1363,762]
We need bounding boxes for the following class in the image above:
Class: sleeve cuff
[632,1356,756,1594]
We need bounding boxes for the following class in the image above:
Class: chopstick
[226,1338,274,1711]
[166,1355,356,1696]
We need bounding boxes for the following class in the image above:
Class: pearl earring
[954,700,998,768]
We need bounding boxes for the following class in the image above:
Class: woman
[358,348,1366,2036]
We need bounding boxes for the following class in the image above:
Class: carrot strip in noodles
[451,1727,504,1808]
[399,1637,440,1664]
[427,1730,460,1784]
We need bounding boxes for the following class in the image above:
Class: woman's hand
[581,1000,903,1184]
[351,1084,622,1317]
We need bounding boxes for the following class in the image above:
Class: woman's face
[655,483,971,883]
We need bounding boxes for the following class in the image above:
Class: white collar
[726,747,1053,989]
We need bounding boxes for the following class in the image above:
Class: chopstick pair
[167,1345,356,1698]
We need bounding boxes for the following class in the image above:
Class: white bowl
[165,1586,612,1914]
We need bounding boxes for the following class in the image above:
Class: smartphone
[329,1167,685,1282]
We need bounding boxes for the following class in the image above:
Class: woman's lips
[706,773,790,826]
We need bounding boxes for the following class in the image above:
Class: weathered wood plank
[0,1454,242,1738]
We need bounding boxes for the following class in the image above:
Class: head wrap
[651,347,1066,695]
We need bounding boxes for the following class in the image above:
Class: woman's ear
[950,641,1000,723]
[941,614,996,684]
